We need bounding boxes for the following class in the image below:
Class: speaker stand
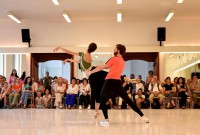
[28,39,31,47]
[160,40,162,46]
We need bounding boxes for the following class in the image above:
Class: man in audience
[135,88,146,108]
[42,71,52,90]
[148,76,164,109]
[189,76,200,108]
[130,74,136,100]
[138,75,145,85]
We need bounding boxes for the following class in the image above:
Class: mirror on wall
[163,53,200,81]
[0,53,28,82]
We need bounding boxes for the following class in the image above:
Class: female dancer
[54,43,107,122]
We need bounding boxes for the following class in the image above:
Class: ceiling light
[117,10,122,22]
[165,9,175,22]
[177,0,184,3]
[52,0,59,5]
[63,11,71,23]
[7,11,22,23]
[117,0,123,4]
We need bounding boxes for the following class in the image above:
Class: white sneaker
[142,117,150,123]
[87,105,91,110]
[79,105,82,110]
[100,120,109,127]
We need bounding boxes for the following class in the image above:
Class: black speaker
[157,27,166,41]
[21,29,30,42]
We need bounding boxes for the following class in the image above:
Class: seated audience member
[31,76,38,93]
[148,76,164,109]
[79,78,91,110]
[163,77,176,109]
[136,78,144,93]
[0,75,4,92]
[43,89,51,108]
[135,88,146,108]
[146,70,154,84]
[173,77,179,96]
[55,77,65,109]
[20,71,26,84]
[189,76,200,108]
[129,74,136,98]
[66,77,79,109]
[0,82,10,108]
[9,77,22,109]
[138,75,145,85]
[51,76,58,96]
[2,76,6,84]
[177,77,188,109]
[36,79,44,94]
[18,77,34,109]
[35,91,44,109]
[9,69,19,85]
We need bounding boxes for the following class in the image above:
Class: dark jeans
[79,94,91,107]
[100,79,144,119]
[178,91,188,107]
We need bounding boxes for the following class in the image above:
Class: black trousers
[79,94,91,107]
[100,79,144,119]
[178,91,188,107]
[88,68,108,109]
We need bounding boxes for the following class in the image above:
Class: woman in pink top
[9,69,19,85]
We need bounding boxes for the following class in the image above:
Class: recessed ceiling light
[177,0,184,3]
[63,10,71,23]
[52,0,59,5]
[117,0,122,4]
[7,11,22,23]
[117,10,122,22]
[165,9,175,22]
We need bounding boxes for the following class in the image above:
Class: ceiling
[0,0,200,48]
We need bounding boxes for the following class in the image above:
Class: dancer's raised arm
[63,58,79,64]
[54,47,78,56]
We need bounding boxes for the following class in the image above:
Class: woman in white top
[66,77,79,109]
[79,78,91,110]
[55,77,65,109]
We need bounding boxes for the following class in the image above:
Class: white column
[159,52,165,82]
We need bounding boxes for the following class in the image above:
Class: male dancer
[87,44,150,125]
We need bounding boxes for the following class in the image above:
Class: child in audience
[43,89,51,108]
[35,91,44,109]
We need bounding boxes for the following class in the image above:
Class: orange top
[105,56,125,80]
[12,83,22,91]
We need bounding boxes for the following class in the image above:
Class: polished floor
[0,109,199,135]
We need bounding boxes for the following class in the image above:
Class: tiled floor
[0,109,199,135]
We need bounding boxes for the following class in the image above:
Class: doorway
[30,53,73,81]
